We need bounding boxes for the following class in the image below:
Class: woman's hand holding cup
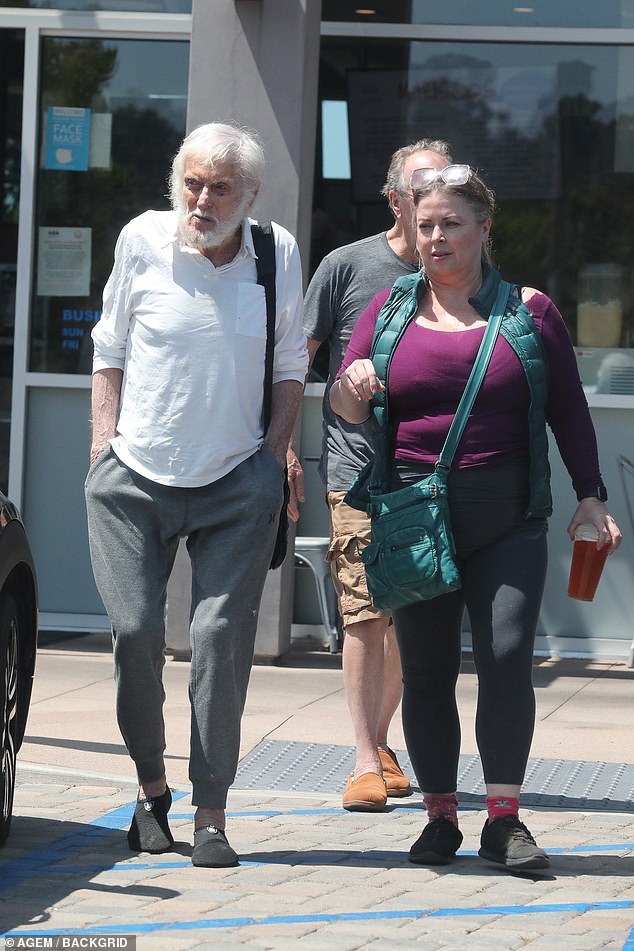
[566,498,622,601]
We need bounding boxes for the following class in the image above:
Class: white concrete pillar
[165,0,321,660]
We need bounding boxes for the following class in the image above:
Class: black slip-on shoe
[127,787,174,854]
[478,816,550,870]
[192,825,239,868]
[408,817,463,866]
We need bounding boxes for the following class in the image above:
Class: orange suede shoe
[378,746,412,797]
[342,771,387,812]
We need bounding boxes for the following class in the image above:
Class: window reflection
[2,1,191,11]
[0,30,23,491]
[321,0,628,28]
[30,37,188,373]
[315,38,634,392]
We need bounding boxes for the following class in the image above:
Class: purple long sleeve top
[337,285,603,501]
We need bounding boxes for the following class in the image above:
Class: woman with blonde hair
[331,164,621,871]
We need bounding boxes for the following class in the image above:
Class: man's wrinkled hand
[89,444,109,466]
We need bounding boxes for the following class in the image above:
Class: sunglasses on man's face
[409,164,471,191]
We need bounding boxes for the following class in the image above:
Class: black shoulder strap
[251,221,276,433]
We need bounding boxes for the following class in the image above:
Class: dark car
[0,492,37,846]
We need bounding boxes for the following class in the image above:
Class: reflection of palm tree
[405,52,498,167]
[43,40,118,108]
[403,50,562,293]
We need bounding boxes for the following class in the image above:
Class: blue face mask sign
[44,107,92,171]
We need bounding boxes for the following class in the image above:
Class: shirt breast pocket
[236,283,267,338]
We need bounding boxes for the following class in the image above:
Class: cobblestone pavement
[2,637,633,949]
[1,763,633,951]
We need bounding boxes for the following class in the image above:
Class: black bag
[252,221,289,570]
[269,469,291,570]
[349,280,511,609]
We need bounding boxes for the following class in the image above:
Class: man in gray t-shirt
[306,230,415,494]
[294,139,452,812]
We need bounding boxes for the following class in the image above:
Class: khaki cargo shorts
[326,490,390,627]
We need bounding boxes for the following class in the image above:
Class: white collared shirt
[92,210,307,486]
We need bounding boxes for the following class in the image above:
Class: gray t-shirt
[303,231,417,492]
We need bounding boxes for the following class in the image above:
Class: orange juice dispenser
[577,263,623,348]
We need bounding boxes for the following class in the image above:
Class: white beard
[177,197,251,251]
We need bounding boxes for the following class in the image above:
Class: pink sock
[486,795,519,824]
[424,793,458,827]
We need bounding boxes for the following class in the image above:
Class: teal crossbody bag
[356,280,512,610]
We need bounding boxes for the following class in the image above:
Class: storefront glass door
[0,29,23,494]
[14,26,189,625]
[314,24,634,656]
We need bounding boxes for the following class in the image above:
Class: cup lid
[574,523,599,542]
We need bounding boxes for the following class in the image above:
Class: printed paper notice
[37,227,92,297]
[44,107,91,171]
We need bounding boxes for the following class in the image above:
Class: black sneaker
[408,817,463,866]
[192,825,239,868]
[127,787,174,854]
[479,816,550,870]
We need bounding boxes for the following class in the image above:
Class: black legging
[391,462,548,794]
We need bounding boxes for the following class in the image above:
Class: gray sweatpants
[85,446,284,809]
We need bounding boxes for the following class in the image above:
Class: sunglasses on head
[409,164,472,191]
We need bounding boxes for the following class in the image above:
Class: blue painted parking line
[3,793,631,887]
[0,792,190,891]
[95,789,189,828]
[52,861,192,873]
[3,790,632,951]
[166,804,478,820]
[33,844,634,882]
[48,840,633,876]
[168,808,344,820]
[3,899,634,939]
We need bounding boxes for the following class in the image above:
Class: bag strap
[436,279,511,475]
[251,221,276,433]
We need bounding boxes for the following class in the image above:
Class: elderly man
[289,139,452,811]
[85,122,307,868]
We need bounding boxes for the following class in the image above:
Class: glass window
[322,0,633,29]
[0,29,24,492]
[315,36,634,394]
[2,1,191,11]
[30,36,189,373]
[321,100,351,179]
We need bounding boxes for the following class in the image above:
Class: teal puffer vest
[349,269,552,519]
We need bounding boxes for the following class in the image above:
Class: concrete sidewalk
[1,631,633,950]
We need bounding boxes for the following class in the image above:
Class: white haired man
[86,122,307,867]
